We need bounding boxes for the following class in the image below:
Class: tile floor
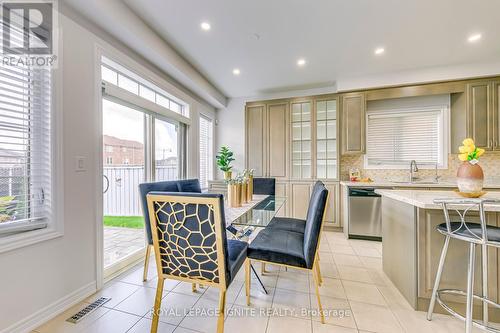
[34,231,485,333]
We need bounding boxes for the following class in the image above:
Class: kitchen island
[376,189,500,319]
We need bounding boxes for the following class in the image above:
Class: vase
[247,176,253,201]
[241,182,248,204]
[457,161,484,193]
[228,184,240,208]
[235,183,242,207]
[224,171,232,180]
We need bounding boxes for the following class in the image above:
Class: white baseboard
[1,281,97,333]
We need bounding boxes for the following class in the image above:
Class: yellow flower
[458,153,469,161]
[459,146,468,153]
[465,145,475,153]
[462,138,475,147]
[477,148,485,157]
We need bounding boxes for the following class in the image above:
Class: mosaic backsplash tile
[340,154,500,183]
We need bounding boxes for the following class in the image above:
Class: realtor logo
[1,0,57,67]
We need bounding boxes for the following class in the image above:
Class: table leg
[250,264,268,294]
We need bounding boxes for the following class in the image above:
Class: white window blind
[0,61,51,235]
[199,115,213,189]
[366,107,446,168]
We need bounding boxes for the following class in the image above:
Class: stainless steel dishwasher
[348,188,382,240]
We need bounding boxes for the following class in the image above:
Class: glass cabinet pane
[316,99,337,179]
[292,141,301,160]
[302,103,311,121]
[292,123,301,141]
[301,123,311,140]
[291,102,312,179]
[302,140,311,159]
[292,103,301,122]
[302,160,311,178]
[292,160,301,178]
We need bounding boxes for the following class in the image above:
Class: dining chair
[139,179,202,282]
[146,192,248,333]
[245,181,329,323]
[253,177,276,195]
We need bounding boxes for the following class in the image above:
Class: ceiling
[123,0,500,98]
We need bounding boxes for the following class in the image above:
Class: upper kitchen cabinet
[467,81,494,150]
[316,98,338,179]
[246,101,289,179]
[291,100,312,179]
[245,104,266,176]
[267,102,289,179]
[342,92,366,154]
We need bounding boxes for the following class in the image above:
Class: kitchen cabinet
[290,182,312,219]
[267,102,289,179]
[324,182,340,227]
[290,100,312,179]
[465,80,500,150]
[245,104,266,176]
[342,92,366,154]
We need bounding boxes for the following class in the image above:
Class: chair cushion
[437,222,500,242]
[267,217,306,234]
[227,239,248,285]
[248,228,307,268]
[177,179,202,193]
[303,184,328,268]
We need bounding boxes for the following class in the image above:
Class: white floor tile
[276,270,310,293]
[332,254,363,268]
[114,287,158,316]
[342,280,386,306]
[311,321,357,333]
[337,265,373,284]
[267,315,312,333]
[178,298,221,333]
[85,281,140,309]
[145,292,204,326]
[127,317,176,333]
[349,301,403,333]
[83,309,141,333]
[272,288,312,319]
[310,295,356,329]
[224,305,269,333]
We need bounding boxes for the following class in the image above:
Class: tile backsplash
[340,154,500,182]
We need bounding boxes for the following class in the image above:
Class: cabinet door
[246,105,266,176]
[267,103,288,178]
[494,82,500,149]
[290,101,312,179]
[342,93,365,154]
[291,182,311,219]
[323,182,340,227]
[467,82,493,150]
[275,182,289,217]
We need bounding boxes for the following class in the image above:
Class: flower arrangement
[456,138,485,195]
[458,138,484,163]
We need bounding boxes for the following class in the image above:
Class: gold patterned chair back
[146,192,228,287]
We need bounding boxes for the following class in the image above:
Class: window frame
[364,105,450,170]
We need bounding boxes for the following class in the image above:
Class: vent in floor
[66,297,111,324]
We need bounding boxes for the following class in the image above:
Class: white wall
[0,5,215,332]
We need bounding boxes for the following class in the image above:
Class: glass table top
[230,195,286,228]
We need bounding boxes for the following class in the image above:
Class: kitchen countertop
[340,179,500,189]
[375,189,500,211]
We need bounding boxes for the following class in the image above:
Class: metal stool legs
[482,243,489,327]
[427,235,450,320]
[465,243,476,333]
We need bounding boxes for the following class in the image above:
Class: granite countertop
[375,189,500,211]
[340,179,500,189]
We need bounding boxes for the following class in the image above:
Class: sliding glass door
[102,99,183,274]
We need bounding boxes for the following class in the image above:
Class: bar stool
[427,198,500,333]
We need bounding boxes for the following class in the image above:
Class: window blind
[366,108,443,166]
[199,115,213,189]
[0,61,51,235]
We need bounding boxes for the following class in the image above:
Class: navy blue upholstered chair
[253,177,276,195]
[245,181,329,323]
[146,192,248,333]
[139,179,201,281]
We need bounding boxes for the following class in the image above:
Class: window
[101,56,189,117]
[199,115,213,189]
[106,157,113,165]
[0,62,52,236]
[365,106,449,169]
[105,145,113,153]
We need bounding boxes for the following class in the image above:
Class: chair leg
[466,243,476,333]
[261,263,266,275]
[217,289,227,333]
[482,243,489,326]
[151,277,164,333]
[192,283,197,293]
[143,245,152,282]
[245,259,251,306]
[427,236,450,321]
[312,262,325,324]
[315,255,323,286]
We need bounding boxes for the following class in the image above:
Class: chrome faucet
[409,160,419,182]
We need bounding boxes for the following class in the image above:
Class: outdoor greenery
[103,216,145,229]
[0,196,17,223]
[216,146,235,172]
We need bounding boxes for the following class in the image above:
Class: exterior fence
[0,167,25,197]
[103,165,177,216]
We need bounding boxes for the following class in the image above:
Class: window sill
[0,227,63,254]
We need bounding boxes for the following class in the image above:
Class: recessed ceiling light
[374,47,385,55]
[232,68,240,75]
[200,22,211,31]
[297,58,306,66]
[468,33,482,43]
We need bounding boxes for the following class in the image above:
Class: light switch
[75,156,86,172]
